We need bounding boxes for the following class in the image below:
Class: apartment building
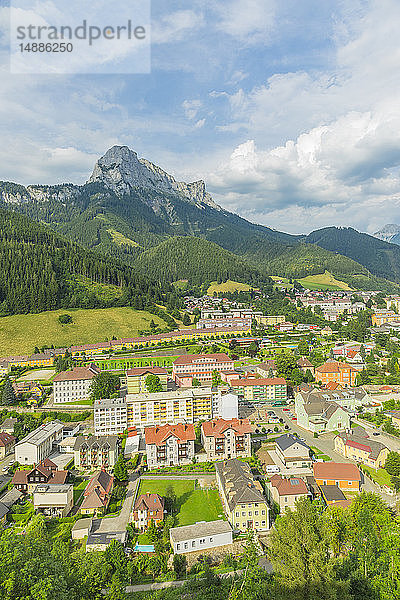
[385,296,400,312]
[216,458,269,532]
[15,420,64,464]
[334,433,388,468]
[133,493,165,530]
[211,390,239,419]
[73,435,120,469]
[230,377,287,403]
[94,398,128,435]
[196,317,252,329]
[53,364,100,404]
[125,387,213,428]
[315,361,357,387]
[172,353,234,387]
[144,423,196,469]
[256,315,285,326]
[371,309,398,327]
[126,367,168,394]
[200,308,262,320]
[201,418,251,460]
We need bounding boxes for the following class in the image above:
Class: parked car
[372,432,380,436]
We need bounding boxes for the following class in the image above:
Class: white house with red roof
[201,418,252,460]
[144,423,196,469]
[133,493,165,530]
[267,475,309,513]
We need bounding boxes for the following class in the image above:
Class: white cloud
[152,10,203,44]
[182,99,202,120]
[214,0,275,43]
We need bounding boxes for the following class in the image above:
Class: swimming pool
[134,544,155,553]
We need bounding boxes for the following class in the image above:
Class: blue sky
[1,0,400,234]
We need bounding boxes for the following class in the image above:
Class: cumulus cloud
[214,0,275,43]
[205,0,400,234]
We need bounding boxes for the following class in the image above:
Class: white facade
[212,390,239,419]
[33,483,73,517]
[94,398,128,435]
[170,520,233,554]
[146,436,195,469]
[53,366,99,404]
[15,421,64,464]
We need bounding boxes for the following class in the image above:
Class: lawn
[73,479,88,503]
[296,271,352,291]
[0,307,167,355]
[138,479,225,526]
[363,465,392,488]
[207,280,254,295]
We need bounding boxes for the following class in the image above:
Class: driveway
[96,473,140,533]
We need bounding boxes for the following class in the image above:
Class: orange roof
[202,418,252,438]
[313,462,361,481]
[270,474,308,496]
[231,377,286,387]
[173,353,232,365]
[134,493,164,513]
[316,361,355,374]
[127,367,167,376]
[145,423,196,446]
[325,382,342,390]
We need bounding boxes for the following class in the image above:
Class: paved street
[96,473,140,533]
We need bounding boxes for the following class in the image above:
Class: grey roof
[86,519,127,547]
[0,503,9,519]
[72,518,93,532]
[319,485,346,502]
[1,418,17,429]
[275,433,309,452]
[33,483,73,494]
[0,488,22,508]
[215,458,266,511]
[170,520,232,543]
[74,435,119,451]
[301,388,367,403]
[16,420,64,448]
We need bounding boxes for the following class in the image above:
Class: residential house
[15,420,64,464]
[267,475,309,513]
[53,364,100,404]
[201,418,252,460]
[334,433,389,468]
[274,434,312,468]
[296,357,315,376]
[297,387,371,413]
[230,377,287,403]
[94,398,128,436]
[126,367,168,394]
[144,423,195,469]
[0,488,23,522]
[170,520,233,554]
[295,391,351,433]
[0,417,17,434]
[172,353,234,387]
[388,410,400,429]
[256,361,277,377]
[33,483,73,517]
[216,458,269,532]
[132,493,165,530]
[315,361,357,387]
[0,432,16,458]
[12,463,68,493]
[313,462,361,492]
[80,469,114,515]
[73,435,120,469]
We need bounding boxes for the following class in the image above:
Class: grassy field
[107,228,141,248]
[207,280,254,295]
[0,307,167,355]
[296,271,352,291]
[363,465,392,487]
[138,479,225,526]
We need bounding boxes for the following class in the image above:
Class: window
[177,544,180,550]
[261,510,265,515]
[255,511,258,515]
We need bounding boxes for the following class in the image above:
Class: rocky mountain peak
[88,145,222,210]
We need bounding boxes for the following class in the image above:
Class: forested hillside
[0,208,172,316]
[133,236,271,286]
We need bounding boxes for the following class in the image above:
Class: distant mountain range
[374,224,400,245]
[0,145,399,293]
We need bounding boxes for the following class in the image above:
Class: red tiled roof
[53,364,99,382]
[230,377,286,387]
[126,367,167,376]
[325,382,342,390]
[316,361,355,374]
[145,423,195,446]
[173,353,232,365]
[134,493,164,513]
[313,462,361,481]
[0,432,15,447]
[270,475,308,496]
[202,418,252,438]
